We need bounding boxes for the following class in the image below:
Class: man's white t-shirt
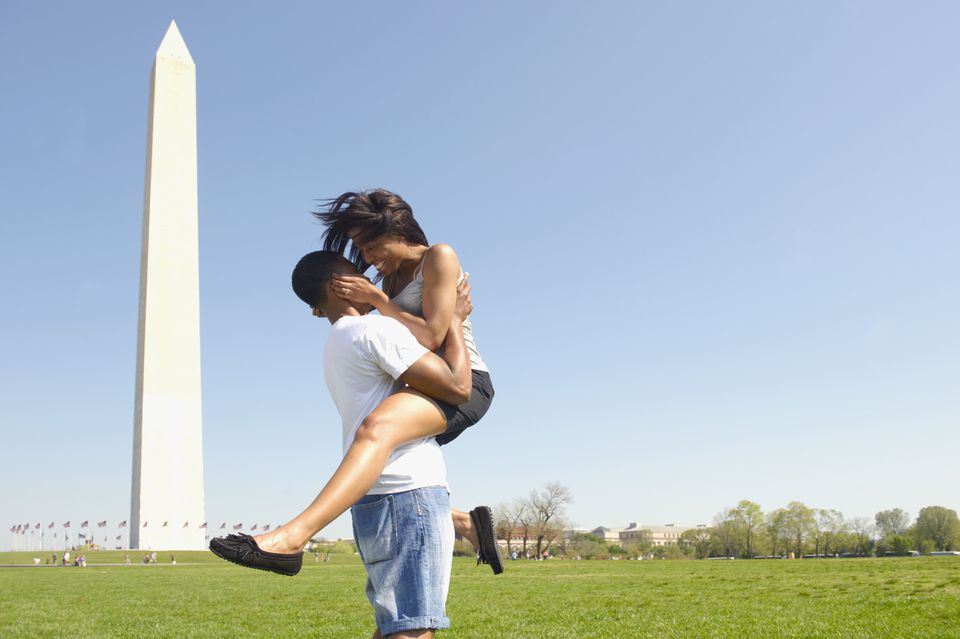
[323,314,447,495]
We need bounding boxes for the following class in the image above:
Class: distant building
[620,522,701,546]
[590,526,623,544]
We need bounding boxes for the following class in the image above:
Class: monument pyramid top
[156,20,193,66]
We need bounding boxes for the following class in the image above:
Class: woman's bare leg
[255,388,460,553]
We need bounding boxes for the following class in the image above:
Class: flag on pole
[200,522,207,529]
[98,521,107,528]
[35,523,41,529]
[116,535,122,540]
[63,521,71,528]
[233,523,242,530]
[162,521,168,528]
[48,522,54,529]
[81,521,89,528]
[143,522,148,528]
[263,524,271,532]
[182,522,189,528]
[220,523,226,529]
[119,521,127,528]
[251,524,258,531]
[78,533,87,539]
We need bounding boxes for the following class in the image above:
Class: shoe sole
[472,506,504,575]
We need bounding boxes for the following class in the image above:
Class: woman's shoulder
[422,243,461,276]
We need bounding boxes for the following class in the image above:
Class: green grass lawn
[2,552,959,638]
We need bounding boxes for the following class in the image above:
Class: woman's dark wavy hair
[314,190,429,281]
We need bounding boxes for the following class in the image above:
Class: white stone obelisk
[131,21,205,551]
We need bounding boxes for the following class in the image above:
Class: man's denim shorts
[351,486,454,636]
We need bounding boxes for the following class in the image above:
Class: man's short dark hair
[291,251,356,308]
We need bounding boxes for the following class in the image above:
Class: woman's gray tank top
[390,259,489,373]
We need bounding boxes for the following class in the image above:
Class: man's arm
[398,276,473,405]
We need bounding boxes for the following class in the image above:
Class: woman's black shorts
[434,370,494,446]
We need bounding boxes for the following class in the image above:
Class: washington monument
[130,21,206,550]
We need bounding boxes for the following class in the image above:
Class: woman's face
[349,231,408,277]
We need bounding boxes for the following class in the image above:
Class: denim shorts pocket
[352,496,398,565]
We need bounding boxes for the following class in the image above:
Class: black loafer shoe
[209,533,302,576]
[470,506,503,575]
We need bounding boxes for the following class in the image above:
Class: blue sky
[2,1,958,548]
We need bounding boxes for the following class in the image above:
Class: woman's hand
[330,273,389,307]
[453,273,472,322]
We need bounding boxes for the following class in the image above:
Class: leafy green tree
[847,517,875,556]
[712,511,741,558]
[875,508,910,538]
[766,508,789,557]
[889,534,914,554]
[568,533,608,559]
[731,500,764,558]
[680,527,713,559]
[661,543,687,560]
[815,509,846,557]
[915,506,960,552]
[783,502,816,557]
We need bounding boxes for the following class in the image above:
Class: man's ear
[312,306,326,318]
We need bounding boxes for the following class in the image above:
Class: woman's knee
[354,412,397,447]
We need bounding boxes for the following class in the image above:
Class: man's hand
[330,273,389,307]
[453,273,472,322]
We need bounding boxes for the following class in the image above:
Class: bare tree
[496,499,531,556]
[494,502,516,555]
[529,482,573,557]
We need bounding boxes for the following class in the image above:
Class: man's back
[323,314,446,494]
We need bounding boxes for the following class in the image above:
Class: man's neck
[325,306,364,325]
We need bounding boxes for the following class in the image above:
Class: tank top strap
[412,251,428,281]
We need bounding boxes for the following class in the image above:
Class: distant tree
[495,500,529,555]
[568,533,608,560]
[915,506,960,552]
[766,509,789,557]
[889,534,914,554]
[680,527,713,559]
[848,517,874,556]
[712,511,741,558]
[731,500,764,558]
[529,482,573,557]
[661,543,687,560]
[875,508,911,538]
[815,509,846,557]
[783,502,817,557]
[515,500,534,556]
